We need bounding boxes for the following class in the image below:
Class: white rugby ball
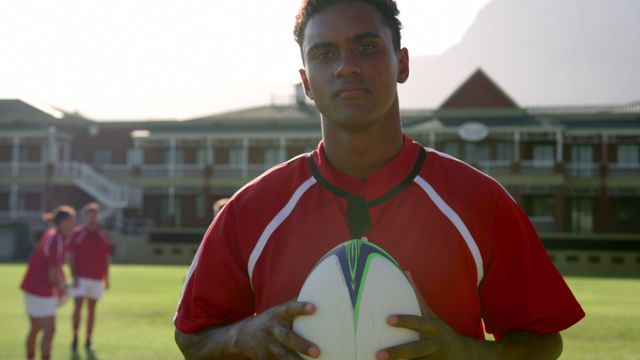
[293,238,421,359]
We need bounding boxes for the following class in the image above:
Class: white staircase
[69,162,143,224]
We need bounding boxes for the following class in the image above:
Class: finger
[404,271,436,318]
[387,314,440,336]
[271,323,320,358]
[276,300,316,319]
[268,341,307,360]
[377,339,440,360]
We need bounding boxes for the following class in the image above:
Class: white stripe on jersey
[247,176,317,287]
[44,232,57,257]
[414,176,484,286]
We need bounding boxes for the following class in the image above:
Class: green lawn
[0,264,638,359]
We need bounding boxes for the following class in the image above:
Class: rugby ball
[293,238,421,359]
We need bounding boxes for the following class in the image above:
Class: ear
[397,48,410,84]
[299,68,314,100]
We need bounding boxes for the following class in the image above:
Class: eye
[358,43,376,53]
[314,50,334,61]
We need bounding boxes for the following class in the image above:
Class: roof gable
[439,68,519,109]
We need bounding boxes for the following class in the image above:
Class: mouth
[334,87,369,99]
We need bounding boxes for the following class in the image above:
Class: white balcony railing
[566,163,599,177]
[521,160,555,175]
[0,210,42,223]
[476,160,513,175]
[0,162,47,176]
[609,163,640,176]
[529,216,554,233]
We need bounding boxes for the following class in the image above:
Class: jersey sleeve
[479,189,584,339]
[47,235,64,268]
[174,202,255,334]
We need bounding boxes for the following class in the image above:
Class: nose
[334,50,361,78]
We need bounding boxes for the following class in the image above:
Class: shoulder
[205,154,315,258]
[231,153,314,211]
[420,147,509,201]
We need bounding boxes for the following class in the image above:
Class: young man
[174,1,584,359]
[21,205,76,360]
[66,202,112,353]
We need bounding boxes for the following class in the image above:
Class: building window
[532,144,554,167]
[196,149,207,165]
[617,144,639,165]
[229,148,244,167]
[570,145,594,176]
[263,148,280,167]
[19,193,42,212]
[529,196,555,217]
[442,142,460,158]
[571,198,593,233]
[127,149,143,165]
[195,195,206,218]
[496,142,513,162]
[175,149,185,166]
[464,143,489,164]
[94,149,111,165]
[616,198,640,224]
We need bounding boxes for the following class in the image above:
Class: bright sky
[0,0,491,120]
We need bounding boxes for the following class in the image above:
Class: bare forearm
[175,321,246,360]
[47,267,63,289]
[66,254,76,280]
[471,331,562,360]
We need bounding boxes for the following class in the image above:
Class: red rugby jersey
[174,134,584,340]
[21,228,66,297]
[66,226,112,280]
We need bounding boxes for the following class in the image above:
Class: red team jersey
[174,134,584,340]
[66,226,112,280]
[21,228,66,297]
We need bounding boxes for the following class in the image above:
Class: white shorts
[24,292,57,318]
[71,278,104,300]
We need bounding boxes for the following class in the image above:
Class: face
[85,209,99,226]
[299,2,409,129]
[60,215,77,236]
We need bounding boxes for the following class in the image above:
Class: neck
[321,101,403,179]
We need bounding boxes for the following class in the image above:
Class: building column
[512,131,521,173]
[47,127,58,164]
[206,137,214,166]
[513,131,520,162]
[12,136,21,176]
[600,133,609,178]
[555,130,564,173]
[169,137,176,178]
[63,141,71,164]
[10,183,18,220]
[553,187,565,232]
[279,136,287,162]
[168,186,176,216]
[242,137,249,178]
[599,186,611,232]
[429,132,437,149]
[555,130,563,162]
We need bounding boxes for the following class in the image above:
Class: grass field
[1,264,638,359]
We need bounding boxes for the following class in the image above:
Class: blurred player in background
[20,205,76,360]
[212,198,229,218]
[66,202,112,353]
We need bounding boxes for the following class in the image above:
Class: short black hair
[294,0,402,51]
